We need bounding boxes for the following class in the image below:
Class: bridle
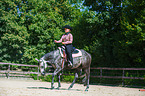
[40,58,46,73]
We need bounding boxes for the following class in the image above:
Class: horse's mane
[43,49,59,60]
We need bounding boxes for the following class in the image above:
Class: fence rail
[91,67,145,70]
[0,62,145,86]
[0,62,38,67]
[90,67,145,85]
[0,62,39,79]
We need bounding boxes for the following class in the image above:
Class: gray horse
[36,47,91,91]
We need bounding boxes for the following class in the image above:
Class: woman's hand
[62,42,65,45]
[54,40,57,43]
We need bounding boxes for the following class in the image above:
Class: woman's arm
[54,36,63,43]
[62,34,73,44]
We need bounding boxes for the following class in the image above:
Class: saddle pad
[58,47,82,58]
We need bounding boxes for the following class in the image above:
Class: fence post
[122,70,125,86]
[100,68,102,83]
[7,64,10,79]
[37,65,39,80]
[100,68,102,77]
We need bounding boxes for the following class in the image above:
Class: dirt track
[0,78,144,96]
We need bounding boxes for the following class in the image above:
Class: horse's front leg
[68,72,78,90]
[51,68,62,89]
[57,73,61,90]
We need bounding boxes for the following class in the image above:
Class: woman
[54,25,73,66]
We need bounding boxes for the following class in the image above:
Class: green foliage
[0,0,81,64]
[37,74,74,82]
[39,75,57,82]
[81,0,145,67]
[124,72,133,85]
[31,74,75,82]
[30,74,38,80]
[0,0,145,86]
[62,75,75,82]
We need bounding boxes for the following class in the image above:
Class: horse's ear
[35,58,39,62]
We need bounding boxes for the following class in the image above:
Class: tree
[119,0,145,67]
[82,0,145,67]
[80,0,123,67]
[0,0,82,64]
[1,0,144,68]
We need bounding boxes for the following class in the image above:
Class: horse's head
[36,58,47,76]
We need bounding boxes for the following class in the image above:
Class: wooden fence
[0,62,145,86]
[90,67,145,86]
[0,62,39,79]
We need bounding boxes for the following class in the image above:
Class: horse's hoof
[85,89,88,91]
[85,87,89,91]
[68,85,73,90]
[68,87,71,90]
[51,86,54,89]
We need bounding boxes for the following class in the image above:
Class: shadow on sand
[90,83,145,89]
[27,87,82,91]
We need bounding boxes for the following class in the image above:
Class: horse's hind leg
[68,72,78,90]
[84,67,90,91]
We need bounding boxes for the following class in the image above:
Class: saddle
[58,46,82,68]
[58,46,82,58]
